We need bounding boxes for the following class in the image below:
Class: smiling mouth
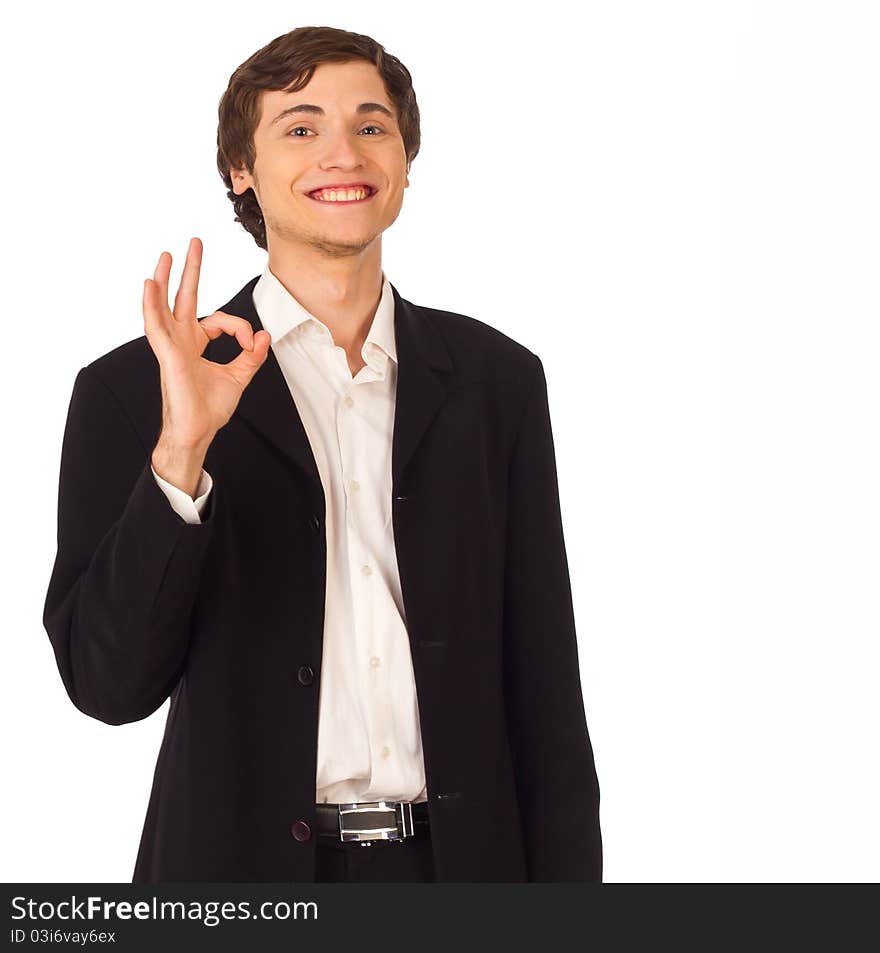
[306,185,378,204]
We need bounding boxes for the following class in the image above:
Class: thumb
[227,329,271,385]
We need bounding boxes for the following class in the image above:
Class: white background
[1,0,877,883]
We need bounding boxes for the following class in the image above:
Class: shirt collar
[252,263,398,365]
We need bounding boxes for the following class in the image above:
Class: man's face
[231,59,410,258]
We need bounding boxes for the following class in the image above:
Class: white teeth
[312,188,370,202]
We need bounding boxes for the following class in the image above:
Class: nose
[318,130,367,172]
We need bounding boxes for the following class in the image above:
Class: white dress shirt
[150,263,428,805]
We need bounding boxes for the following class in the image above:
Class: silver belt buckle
[337,800,415,843]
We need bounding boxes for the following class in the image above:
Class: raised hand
[143,237,271,495]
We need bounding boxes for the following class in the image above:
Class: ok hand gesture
[143,237,271,451]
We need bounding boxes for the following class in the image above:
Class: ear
[230,163,255,196]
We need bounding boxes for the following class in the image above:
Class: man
[43,26,602,883]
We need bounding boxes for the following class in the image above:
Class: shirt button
[381,746,391,759]
[361,564,372,576]
[290,820,312,842]
[369,656,381,668]
[344,395,354,407]
[350,479,360,492]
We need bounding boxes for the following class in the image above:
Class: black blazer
[43,275,602,883]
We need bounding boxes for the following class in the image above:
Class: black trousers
[314,830,436,883]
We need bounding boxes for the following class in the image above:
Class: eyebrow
[270,102,395,126]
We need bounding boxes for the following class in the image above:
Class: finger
[153,250,172,319]
[225,330,272,385]
[199,311,256,351]
[172,237,202,325]
[143,278,173,356]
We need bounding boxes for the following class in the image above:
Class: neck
[266,240,384,353]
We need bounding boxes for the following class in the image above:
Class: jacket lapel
[207,276,322,494]
[205,275,454,496]
[388,283,454,488]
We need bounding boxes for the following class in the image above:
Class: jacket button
[309,514,322,532]
[297,665,315,686]
[290,820,312,842]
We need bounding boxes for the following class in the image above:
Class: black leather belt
[315,800,430,842]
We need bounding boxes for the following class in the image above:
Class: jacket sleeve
[42,365,216,725]
[502,354,603,882]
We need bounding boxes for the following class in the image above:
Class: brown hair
[216,25,421,250]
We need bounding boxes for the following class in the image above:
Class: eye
[286,125,386,137]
